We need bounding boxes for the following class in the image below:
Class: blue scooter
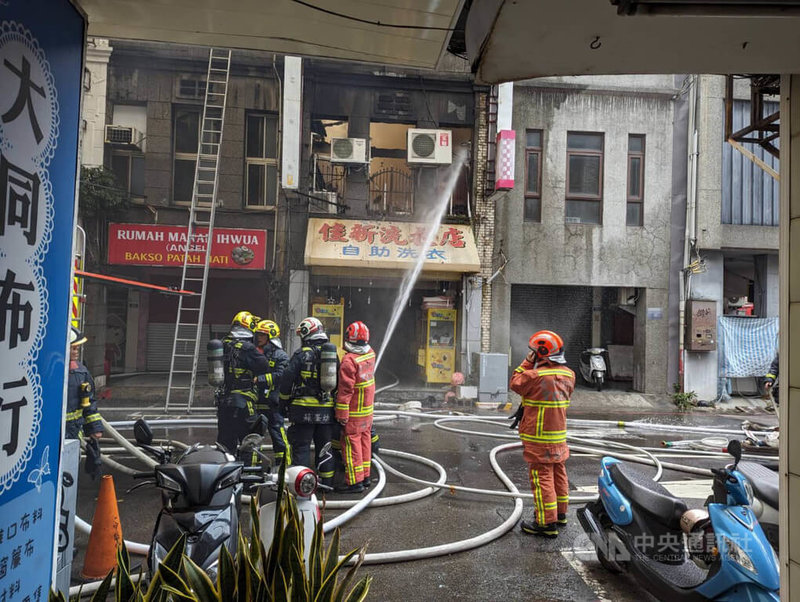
[577,439,779,601]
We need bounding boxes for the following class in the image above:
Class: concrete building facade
[490,76,679,394]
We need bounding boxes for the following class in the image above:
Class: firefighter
[334,321,376,493]
[509,330,575,538]
[278,317,335,486]
[217,311,269,453]
[253,319,291,466]
[65,327,104,440]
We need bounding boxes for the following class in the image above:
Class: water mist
[375,151,467,369]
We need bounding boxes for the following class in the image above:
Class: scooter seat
[738,461,779,508]
[609,462,687,530]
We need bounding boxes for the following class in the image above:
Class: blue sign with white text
[0,0,86,597]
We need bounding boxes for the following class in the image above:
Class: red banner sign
[107,223,267,270]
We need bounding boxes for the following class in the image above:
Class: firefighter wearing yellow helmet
[216,311,269,452]
[253,319,291,465]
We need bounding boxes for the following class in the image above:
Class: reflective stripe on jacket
[335,349,375,421]
[66,362,103,439]
[509,358,575,463]
[279,342,335,423]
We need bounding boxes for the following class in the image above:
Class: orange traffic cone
[81,474,123,579]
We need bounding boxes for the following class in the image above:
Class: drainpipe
[679,75,700,392]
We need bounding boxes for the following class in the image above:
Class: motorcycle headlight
[294,468,318,497]
[721,535,757,574]
[216,466,243,491]
[156,471,183,493]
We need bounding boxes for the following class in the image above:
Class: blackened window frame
[524,128,543,222]
[565,131,604,225]
[244,112,279,210]
[172,105,201,204]
[627,134,645,227]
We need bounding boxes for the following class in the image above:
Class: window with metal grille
[565,132,604,224]
[245,113,278,208]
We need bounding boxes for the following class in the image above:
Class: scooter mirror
[317,442,333,470]
[134,418,154,445]
[728,439,742,466]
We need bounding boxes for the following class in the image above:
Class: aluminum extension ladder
[165,48,231,412]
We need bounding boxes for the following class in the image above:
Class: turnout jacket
[65,361,103,439]
[509,357,575,464]
[221,335,269,412]
[279,339,336,424]
[335,345,375,423]
[765,353,779,384]
[256,342,289,412]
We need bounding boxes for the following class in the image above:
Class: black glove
[508,405,523,430]
[84,437,103,480]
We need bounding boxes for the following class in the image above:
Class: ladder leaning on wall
[165,48,232,412]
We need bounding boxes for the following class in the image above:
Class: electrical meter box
[687,300,717,352]
[471,352,509,402]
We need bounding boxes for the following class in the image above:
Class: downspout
[679,75,700,392]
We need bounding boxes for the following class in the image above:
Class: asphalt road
[69,400,777,601]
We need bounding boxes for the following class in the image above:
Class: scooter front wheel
[593,373,604,392]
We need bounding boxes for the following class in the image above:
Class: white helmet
[296,317,325,342]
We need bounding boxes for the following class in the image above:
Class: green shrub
[671,383,698,413]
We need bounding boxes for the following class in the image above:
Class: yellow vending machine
[312,302,344,349]
[424,308,457,384]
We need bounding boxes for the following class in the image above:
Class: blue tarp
[718,316,778,378]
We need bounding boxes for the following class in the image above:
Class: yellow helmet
[231,311,255,330]
[254,319,280,339]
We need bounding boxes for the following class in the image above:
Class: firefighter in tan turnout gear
[509,330,576,538]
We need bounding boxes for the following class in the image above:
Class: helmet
[69,326,87,346]
[231,311,255,330]
[254,319,280,339]
[528,330,564,358]
[345,321,369,344]
[296,317,324,341]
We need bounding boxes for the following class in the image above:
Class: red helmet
[345,321,370,344]
[528,330,564,358]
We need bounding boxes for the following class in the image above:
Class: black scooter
[131,419,264,580]
[737,461,779,551]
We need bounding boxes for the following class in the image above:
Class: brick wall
[473,92,494,352]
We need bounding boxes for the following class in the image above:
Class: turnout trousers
[288,422,335,485]
[340,417,373,486]
[527,459,569,526]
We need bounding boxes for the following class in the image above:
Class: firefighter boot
[335,482,365,494]
[557,513,568,526]
[520,519,559,538]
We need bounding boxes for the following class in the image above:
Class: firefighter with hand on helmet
[278,317,336,486]
[509,330,575,538]
[253,319,291,466]
[217,311,269,452]
[334,321,376,494]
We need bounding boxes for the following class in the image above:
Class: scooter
[257,442,334,567]
[579,347,607,391]
[577,439,779,601]
[131,418,264,580]
[738,461,779,552]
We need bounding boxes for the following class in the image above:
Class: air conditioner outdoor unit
[407,129,452,164]
[105,125,143,148]
[310,191,339,215]
[330,137,369,163]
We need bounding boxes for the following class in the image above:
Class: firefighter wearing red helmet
[334,321,376,493]
[509,330,575,538]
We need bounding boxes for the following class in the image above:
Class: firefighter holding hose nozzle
[509,330,575,538]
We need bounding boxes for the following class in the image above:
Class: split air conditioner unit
[407,129,452,165]
[330,137,370,163]
[104,125,143,148]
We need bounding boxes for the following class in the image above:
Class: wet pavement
[69,391,778,601]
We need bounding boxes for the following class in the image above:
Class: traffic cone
[81,474,123,579]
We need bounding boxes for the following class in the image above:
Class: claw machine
[423,308,457,383]
[312,301,344,349]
